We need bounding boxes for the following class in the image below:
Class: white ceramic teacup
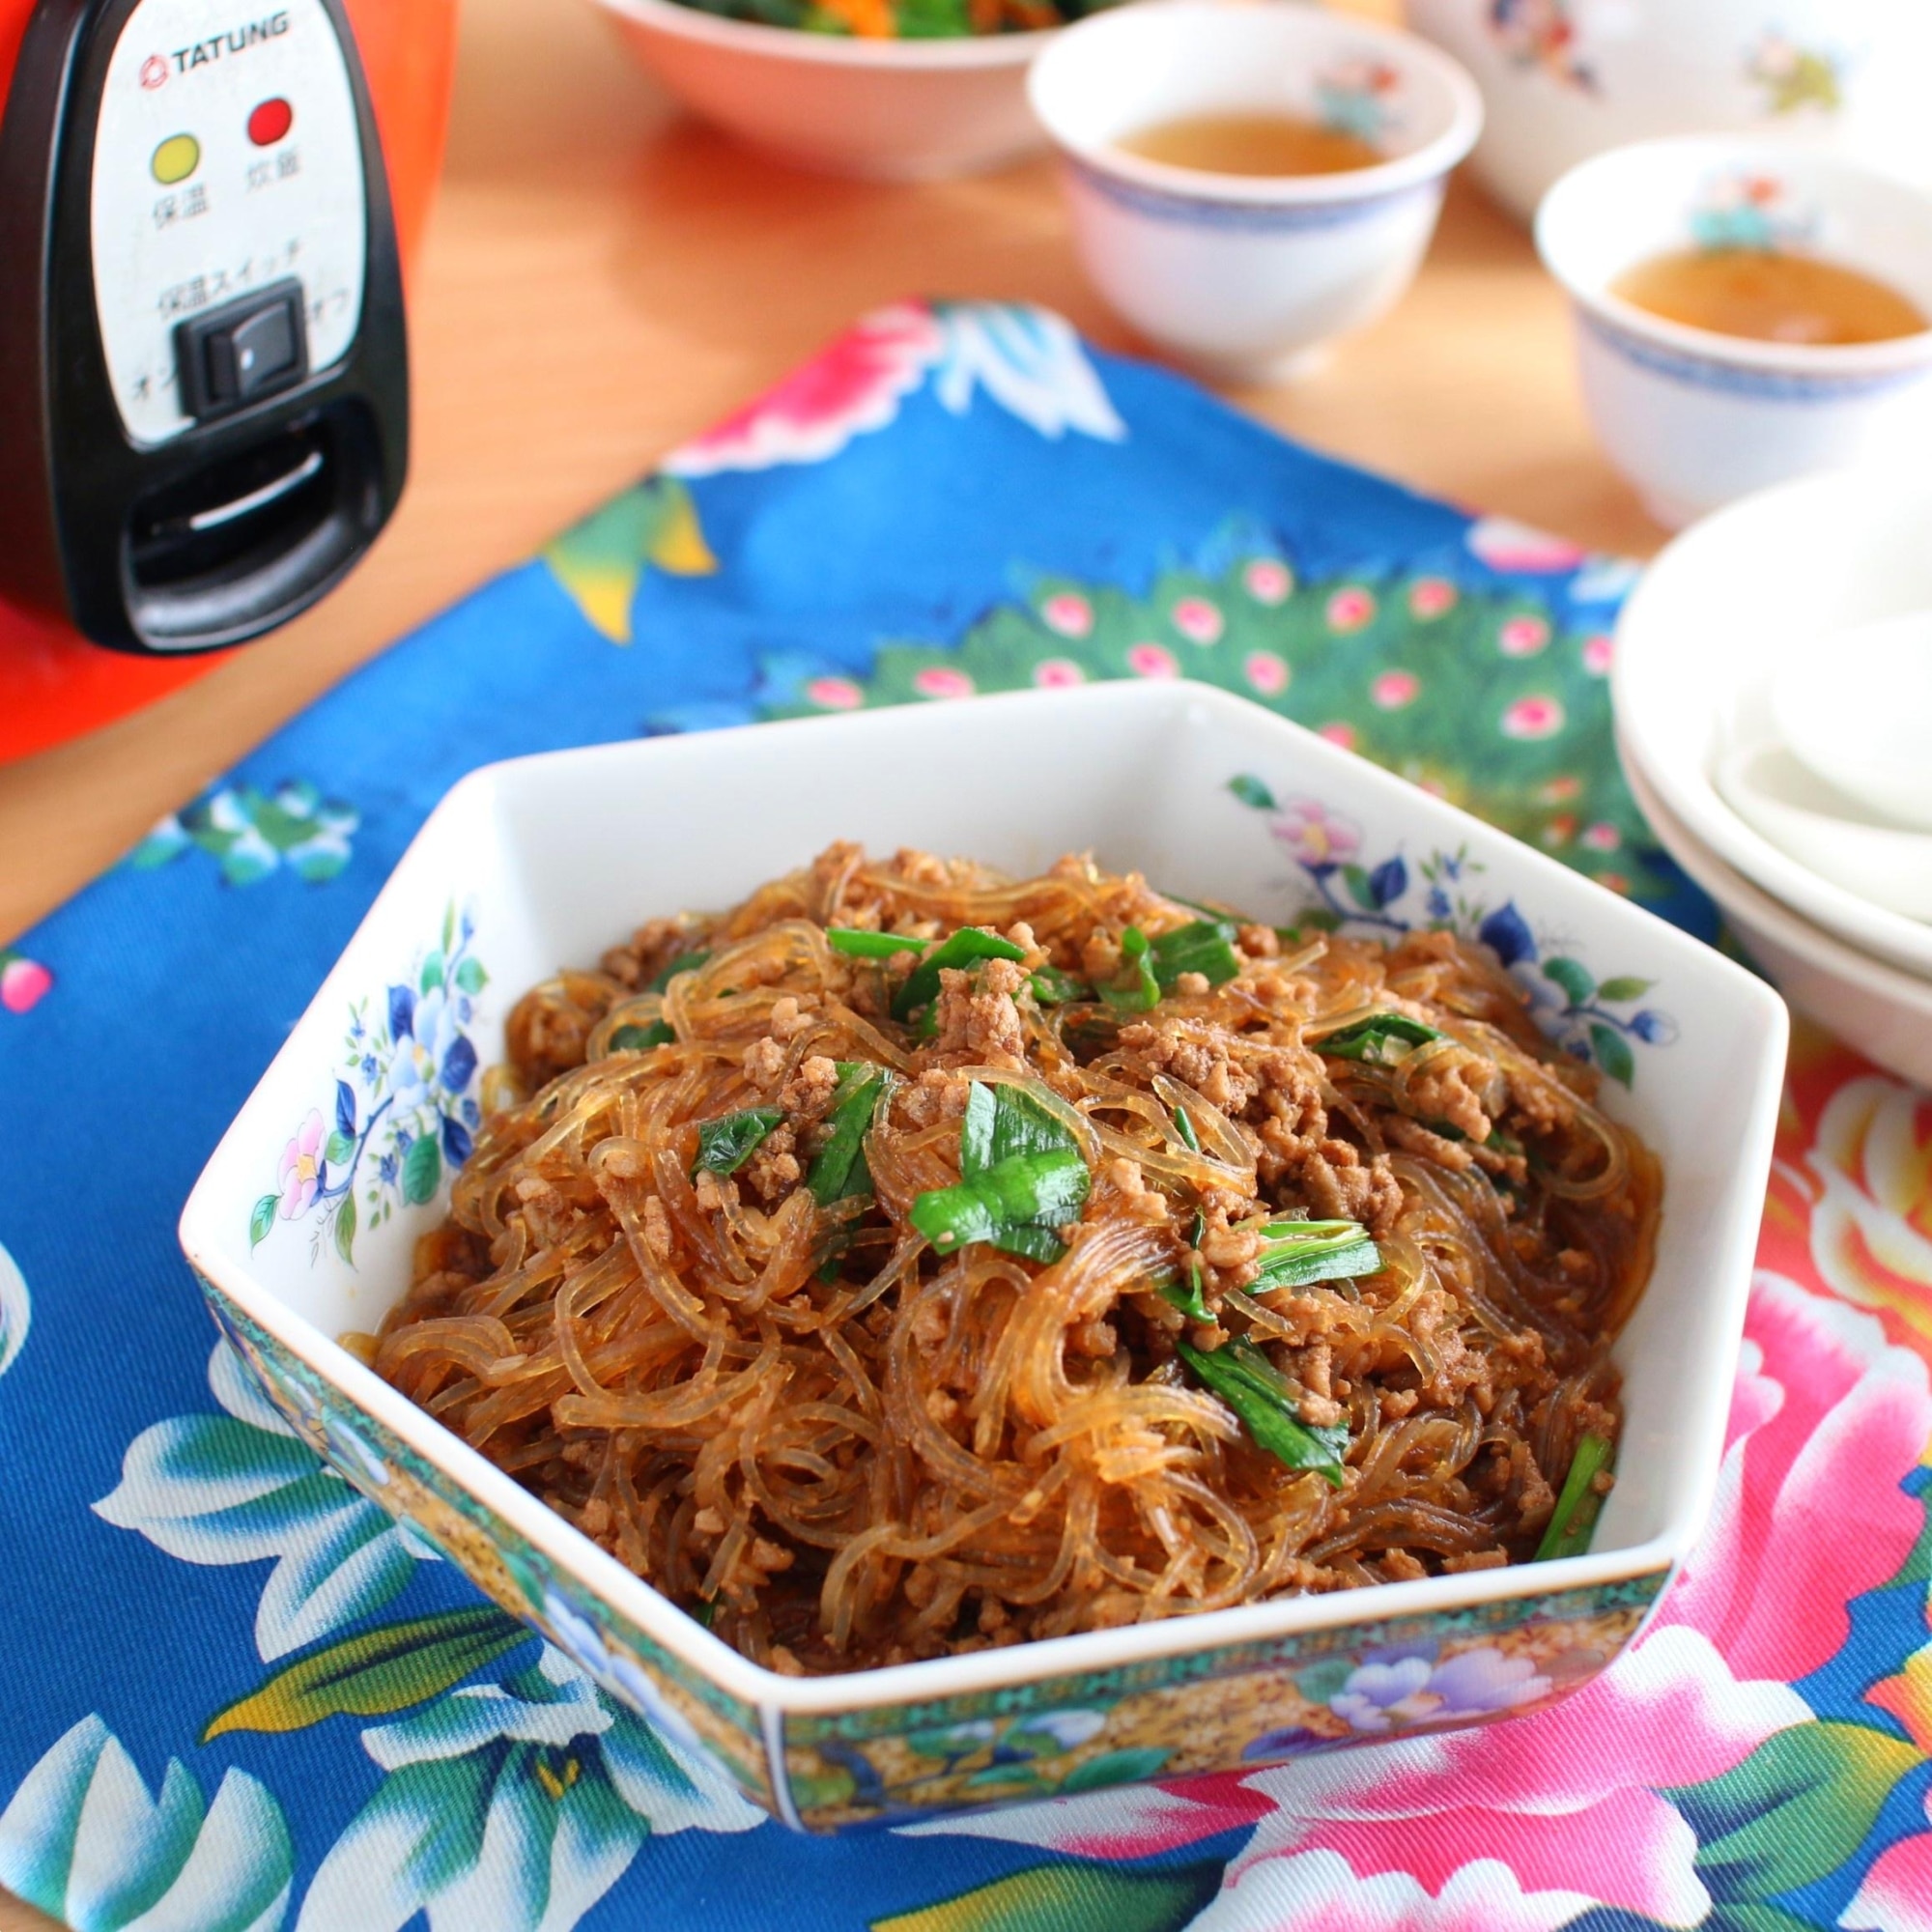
[1028,0,1483,384]
[1536,137,1932,529]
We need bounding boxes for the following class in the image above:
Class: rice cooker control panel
[0,0,407,656]
[90,0,368,445]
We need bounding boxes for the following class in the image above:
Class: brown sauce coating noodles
[373,845,1661,1674]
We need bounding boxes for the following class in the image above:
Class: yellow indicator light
[151,133,199,185]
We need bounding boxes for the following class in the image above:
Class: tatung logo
[167,11,291,75]
[138,53,168,88]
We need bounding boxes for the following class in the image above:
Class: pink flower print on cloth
[663,300,1123,476]
[1271,798,1363,869]
[918,1627,1808,1927]
[277,1110,327,1221]
[0,954,52,1014]
[1655,1267,1932,1683]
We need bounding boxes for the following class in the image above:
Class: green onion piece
[910,1147,1090,1255]
[647,949,711,993]
[892,928,1029,1021]
[1172,1104,1201,1152]
[987,1224,1067,1264]
[1311,1011,1447,1066]
[807,1063,885,1207]
[1534,1433,1615,1562]
[826,929,926,959]
[1029,966,1091,1006]
[1150,919,1242,991]
[1177,1338,1349,1486]
[610,1021,673,1052]
[960,1081,1079,1176]
[690,1600,717,1630]
[1099,925,1161,1013]
[692,1106,783,1179]
[1252,1219,1383,1290]
[1159,1206,1211,1319]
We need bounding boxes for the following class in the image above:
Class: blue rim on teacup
[1535,135,1932,526]
[1028,0,1483,223]
[1536,136,1932,393]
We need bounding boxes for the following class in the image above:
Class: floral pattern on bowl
[1689,170,1815,253]
[250,900,487,1264]
[1231,773,1675,1087]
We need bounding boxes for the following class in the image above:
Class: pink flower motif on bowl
[1173,597,1226,645]
[1271,798,1363,869]
[1041,593,1094,639]
[1539,775,1582,804]
[1408,577,1458,619]
[1326,587,1377,634]
[1372,670,1420,711]
[1244,559,1294,606]
[913,667,974,701]
[278,1110,327,1221]
[1126,642,1179,679]
[0,956,53,1014]
[1499,615,1550,658]
[806,676,865,712]
[1033,658,1087,690]
[1502,696,1566,741]
[1581,822,1621,852]
[1318,722,1359,752]
[1244,652,1290,696]
[1581,635,1615,675]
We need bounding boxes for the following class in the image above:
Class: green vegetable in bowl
[668,0,1116,37]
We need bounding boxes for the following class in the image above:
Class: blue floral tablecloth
[6,302,1932,1932]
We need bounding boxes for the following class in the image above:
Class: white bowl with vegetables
[178,679,1785,1832]
[591,0,1092,181]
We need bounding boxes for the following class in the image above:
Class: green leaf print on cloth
[94,1343,437,1662]
[870,1858,1225,1932]
[543,477,719,645]
[129,781,359,887]
[0,1716,293,1932]
[759,538,1657,901]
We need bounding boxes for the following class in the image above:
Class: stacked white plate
[1615,466,1932,1089]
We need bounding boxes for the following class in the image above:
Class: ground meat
[1405,1058,1502,1145]
[599,917,711,992]
[928,956,1028,1066]
[741,1123,801,1205]
[1384,1116,1477,1172]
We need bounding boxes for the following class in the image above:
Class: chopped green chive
[1178,1337,1348,1485]
[1150,919,1242,991]
[1252,1219,1383,1291]
[807,1063,886,1208]
[610,1020,673,1052]
[647,950,711,993]
[1534,1433,1614,1562]
[910,1149,1090,1258]
[1028,965,1091,1006]
[909,1081,1091,1263]
[1311,1011,1447,1066]
[1157,1207,1210,1320]
[692,1106,783,1179]
[1172,1104,1201,1152]
[1099,925,1161,1013]
[827,929,926,959]
[892,928,1029,1022]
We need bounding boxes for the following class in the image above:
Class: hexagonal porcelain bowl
[179,681,1786,1833]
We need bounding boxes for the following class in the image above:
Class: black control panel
[0,0,408,655]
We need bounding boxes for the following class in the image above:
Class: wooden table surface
[0,2,1662,1923]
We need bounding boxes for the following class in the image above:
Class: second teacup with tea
[1028,0,1482,384]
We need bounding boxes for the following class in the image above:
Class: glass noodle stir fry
[370,848,1661,1675]
[671,0,1116,36]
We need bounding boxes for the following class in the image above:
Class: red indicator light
[247,98,293,146]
